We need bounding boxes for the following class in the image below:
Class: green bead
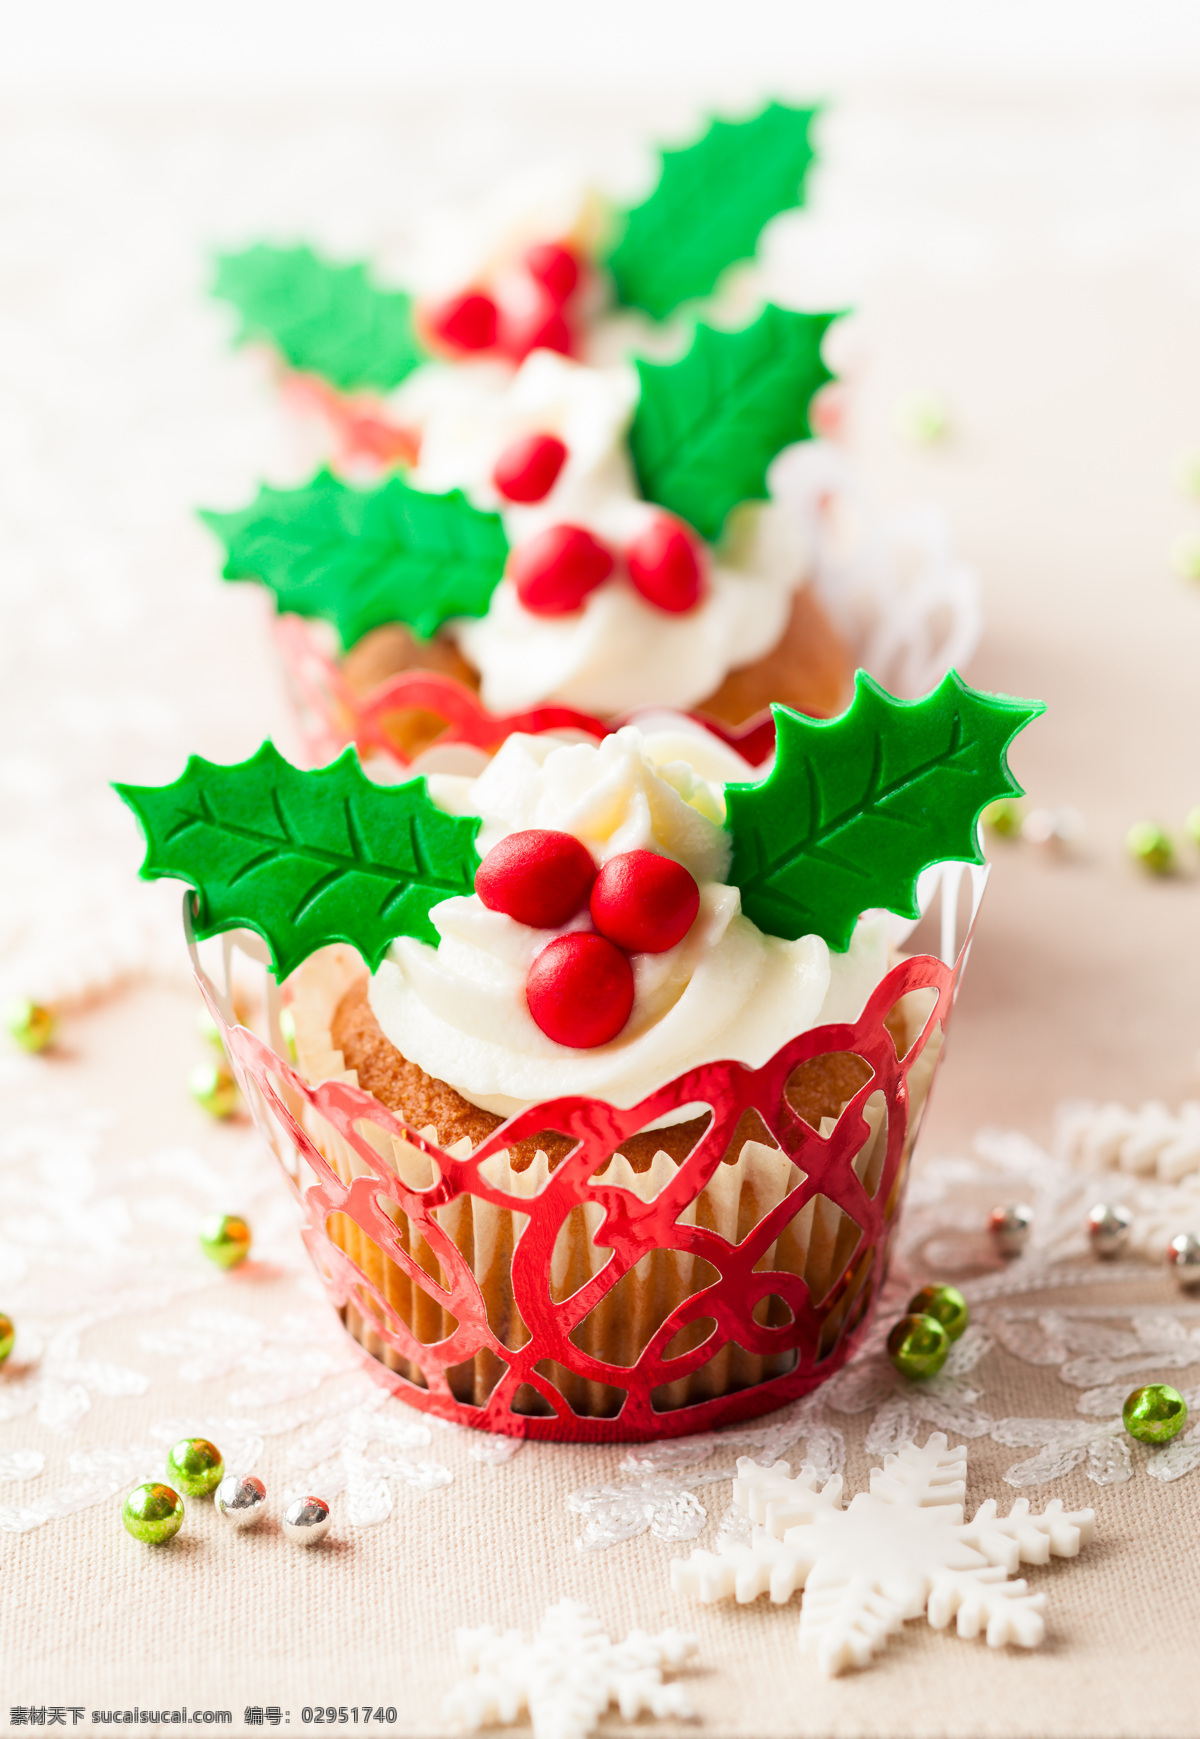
[196,1006,224,1049]
[1123,1383,1188,1444]
[279,1006,297,1062]
[122,1483,184,1544]
[1185,806,1200,849]
[906,1284,969,1341]
[4,999,56,1054]
[198,1213,252,1270]
[1171,448,1200,497]
[167,1438,224,1496]
[981,798,1023,840]
[1170,531,1200,580]
[0,1313,14,1363]
[189,1059,239,1119]
[893,391,949,444]
[1126,821,1175,876]
[886,1312,950,1379]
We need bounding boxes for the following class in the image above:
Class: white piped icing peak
[368,723,889,1116]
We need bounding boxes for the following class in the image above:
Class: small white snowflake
[444,1600,697,1739]
[671,1432,1094,1677]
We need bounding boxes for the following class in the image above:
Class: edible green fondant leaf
[629,305,836,541]
[724,671,1045,951]
[608,103,817,321]
[212,244,424,393]
[200,470,509,648]
[115,742,481,979]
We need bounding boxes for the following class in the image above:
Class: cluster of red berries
[474,829,701,1049]
[489,430,706,616]
[421,241,582,367]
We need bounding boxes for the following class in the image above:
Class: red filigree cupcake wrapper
[271,614,778,772]
[187,865,984,1442]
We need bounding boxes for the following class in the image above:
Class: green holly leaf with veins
[724,671,1045,951]
[212,244,424,393]
[115,742,482,980]
[608,103,817,321]
[200,470,509,649]
[629,305,836,542]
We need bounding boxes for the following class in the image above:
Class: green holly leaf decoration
[200,470,509,648]
[115,742,482,979]
[724,671,1045,951]
[212,244,425,393]
[628,305,836,541]
[608,103,817,321]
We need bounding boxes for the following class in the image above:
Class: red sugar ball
[475,829,597,930]
[590,851,700,954]
[526,933,634,1048]
[501,299,573,361]
[625,516,705,614]
[510,523,615,615]
[493,432,568,504]
[424,290,498,353]
[524,241,580,305]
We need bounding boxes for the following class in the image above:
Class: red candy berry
[510,524,614,615]
[590,851,700,954]
[475,829,597,929]
[493,432,568,504]
[424,290,498,353]
[625,517,704,613]
[525,933,634,1048]
[524,241,580,305]
[501,299,572,361]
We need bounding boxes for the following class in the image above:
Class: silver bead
[215,1474,267,1528]
[987,1202,1033,1258]
[1021,807,1084,851]
[1086,1202,1131,1259]
[282,1495,331,1546]
[1167,1233,1200,1289]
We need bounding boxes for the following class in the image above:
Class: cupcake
[205,104,858,762]
[118,672,1040,1436]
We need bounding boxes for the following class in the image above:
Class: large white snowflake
[444,1600,697,1739]
[671,1433,1094,1677]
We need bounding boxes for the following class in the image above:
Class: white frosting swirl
[368,724,890,1116]
[388,350,813,716]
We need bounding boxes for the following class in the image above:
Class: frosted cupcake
[118,673,1040,1429]
[206,105,853,757]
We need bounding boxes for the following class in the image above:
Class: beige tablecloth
[4,83,1200,1739]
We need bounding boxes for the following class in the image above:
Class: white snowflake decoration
[444,1600,697,1739]
[671,1433,1094,1677]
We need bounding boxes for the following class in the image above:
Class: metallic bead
[167,1438,224,1497]
[1021,807,1084,851]
[278,1006,298,1063]
[906,1284,969,1341]
[886,1313,950,1379]
[282,1496,331,1546]
[987,1202,1033,1258]
[1126,821,1175,875]
[122,1482,184,1544]
[1166,1232,1200,1288]
[4,999,56,1054]
[1086,1202,1131,1259]
[189,1059,239,1119]
[215,1473,267,1528]
[1123,1383,1188,1444]
[0,1313,13,1363]
[981,798,1023,840]
[198,1213,252,1270]
[1170,531,1200,580]
[1171,448,1200,497]
[893,391,949,445]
